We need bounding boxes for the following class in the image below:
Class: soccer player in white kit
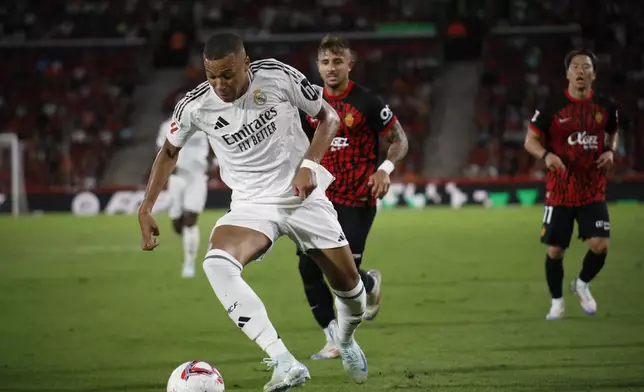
[156,118,210,278]
[138,33,368,392]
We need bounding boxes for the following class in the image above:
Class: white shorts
[167,172,208,220]
[214,196,349,260]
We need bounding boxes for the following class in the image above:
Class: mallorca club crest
[594,111,603,124]
[253,88,267,105]
[540,225,546,237]
[344,112,355,128]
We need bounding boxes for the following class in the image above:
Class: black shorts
[297,203,377,260]
[540,201,610,249]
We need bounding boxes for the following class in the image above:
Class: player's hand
[293,167,317,200]
[545,153,566,171]
[596,151,614,173]
[138,209,160,251]
[368,170,391,199]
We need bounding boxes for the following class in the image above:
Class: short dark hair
[564,49,597,71]
[204,33,245,60]
[318,35,351,53]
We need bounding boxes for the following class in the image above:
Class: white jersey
[166,59,329,206]
[157,117,210,174]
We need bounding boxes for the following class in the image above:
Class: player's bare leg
[180,211,200,278]
[203,225,310,392]
[308,245,368,384]
[571,238,609,316]
[545,246,566,320]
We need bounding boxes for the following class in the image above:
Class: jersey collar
[324,80,354,101]
[565,88,594,102]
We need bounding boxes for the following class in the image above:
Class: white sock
[332,280,366,345]
[182,225,200,267]
[552,298,564,305]
[202,249,291,359]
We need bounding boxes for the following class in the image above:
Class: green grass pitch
[1,205,643,392]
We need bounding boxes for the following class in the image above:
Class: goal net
[0,133,29,216]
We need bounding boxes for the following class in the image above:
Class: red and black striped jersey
[529,89,619,207]
[301,80,397,207]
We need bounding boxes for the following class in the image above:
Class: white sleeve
[166,94,199,148]
[275,61,323,117]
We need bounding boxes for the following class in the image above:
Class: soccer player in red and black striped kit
[298,35,409,359]
[524,49,619,320]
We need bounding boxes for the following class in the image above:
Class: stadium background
[1,1,643,391]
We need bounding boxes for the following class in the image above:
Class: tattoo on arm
[381,121,409,164]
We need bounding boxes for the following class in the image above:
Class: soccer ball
[167,361,225,392]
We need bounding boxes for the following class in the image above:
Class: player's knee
[587,238,609,254]
[183,212,199,227]
[171,219,183,235]
[547,246,566,259]
[298,254,324,284]
[202,249,243,278]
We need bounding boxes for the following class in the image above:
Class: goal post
[0,133,29,216]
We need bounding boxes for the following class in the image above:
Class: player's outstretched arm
[138,139,181,250]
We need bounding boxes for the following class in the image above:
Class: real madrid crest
[594,111,603,124]
[253,89,267,105]
[344,112,354,128]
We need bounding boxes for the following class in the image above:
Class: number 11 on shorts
[543,205,554,224]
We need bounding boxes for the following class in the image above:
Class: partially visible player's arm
[605,132,619,152]
[140,140,180,212]
[138,138,180,250]
[142,104,196,211]
[604,103,620,153]
[366,95,403,197]
[524,129,548,160]
[597,103,620,170]
[276,61,337,198]
[379,120,409,165]
[277,63,338,163]
[305,100,341,163]
[525,103,565,171]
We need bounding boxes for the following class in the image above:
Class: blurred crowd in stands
[0,0,167,40]
[0,47,146,191]
[0,0,172,192]
[197,0,436,34]
[1,0,643,194]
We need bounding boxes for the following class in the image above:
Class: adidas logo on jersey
[214,116,230,130]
